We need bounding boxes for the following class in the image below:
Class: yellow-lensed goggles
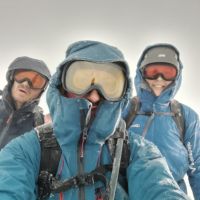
[62,61,126,101]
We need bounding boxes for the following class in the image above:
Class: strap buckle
[73,173,94,187]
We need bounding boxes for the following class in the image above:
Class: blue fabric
[124,43,200,200]
[0,40,189,200]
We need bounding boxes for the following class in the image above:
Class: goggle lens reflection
[62,61,126,101]
[14,70,47,89]
[143,64,177,81]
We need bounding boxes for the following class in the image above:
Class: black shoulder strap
[35,123,62,174]
[124,96,140,129]
[35,123,62,200]
[33,106,45,127]
[35,120,129,199]
[49,119,129,198]
[170,99,185,142]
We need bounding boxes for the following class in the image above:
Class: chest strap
[51,165,111,200]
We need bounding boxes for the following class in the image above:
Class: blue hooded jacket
[124,43,200,200]
[0,41,189,200]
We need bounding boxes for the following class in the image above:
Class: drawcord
[140,111,173,137]
[58,156,65,177]
[96,145,103,167]
[186,142,196,173]
[58,156,65,198]
[59,192,64,200]
[142,112,155,137]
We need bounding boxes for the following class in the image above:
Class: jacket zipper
[77,126,90,200]
[78,105,92,200]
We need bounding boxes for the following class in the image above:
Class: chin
[154,91,163,96]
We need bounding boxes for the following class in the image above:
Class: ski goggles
[14,70,47,89]
[142,64,177,81]
[62,61,127,101]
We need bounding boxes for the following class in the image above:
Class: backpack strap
[124,96,140,129]
[124,97,185,143]
[49,119,128,200]
[51,165,111,199]
[35,120,129,199]
[35,123,62,200]
[33,106,45,127]
[170,100,185,142]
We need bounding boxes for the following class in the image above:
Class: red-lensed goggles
[142,64,177,81]
[14,70,47,89]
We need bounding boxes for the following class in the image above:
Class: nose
[86,90,101,104]
[156,75,164,81]
[20,80,31,88]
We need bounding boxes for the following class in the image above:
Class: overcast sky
[0,1,199,198]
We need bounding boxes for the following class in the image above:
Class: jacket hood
[6,56,51,82]
[46,40,132,146]
[48,40,132,105]
[134,43,183,103]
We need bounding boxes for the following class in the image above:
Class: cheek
[145,79,153,86]
[165,81,173,86]
[30,90,42,99]
[64,91,84,99]
[66,92,78,98]
[11,85,15,97]
[11,83,18,97]
[11,81,18,90]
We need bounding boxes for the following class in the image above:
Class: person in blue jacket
[0,40,189,200]
[124,43,200,199]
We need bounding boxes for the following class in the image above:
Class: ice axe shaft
[109,120,126,200]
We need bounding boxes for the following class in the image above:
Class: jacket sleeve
[127,133,190,200]
[184,105,200,200]
[0,130,41,200]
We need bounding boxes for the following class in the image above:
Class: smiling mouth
[152,84,165,88]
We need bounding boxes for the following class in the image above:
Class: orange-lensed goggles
[14,70,47,89]
[143,64,177,81]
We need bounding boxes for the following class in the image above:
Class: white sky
[0,1,199,199]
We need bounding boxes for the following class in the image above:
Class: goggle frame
[14,70,47,90]
[61,61,127,101]
[142,64,178,81]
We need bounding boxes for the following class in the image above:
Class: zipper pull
[80,127,88,158]
[79,104,92,158]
